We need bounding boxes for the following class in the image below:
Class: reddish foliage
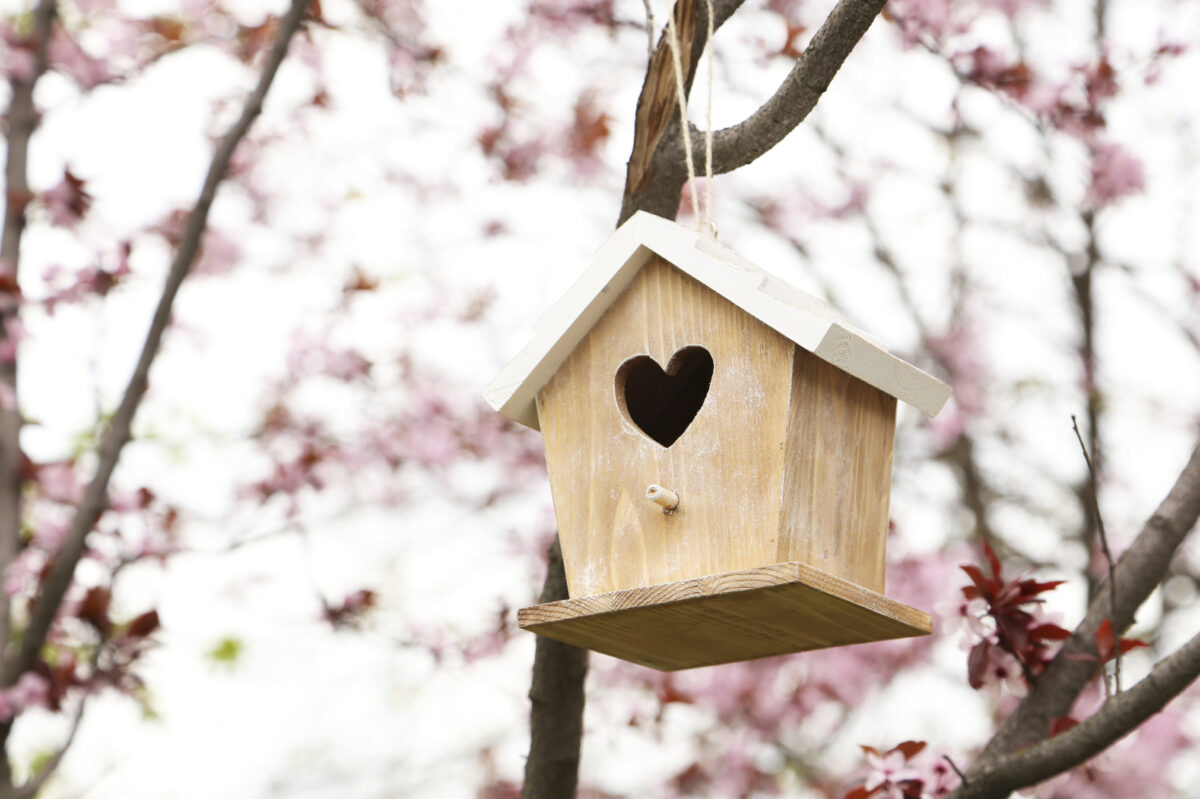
[845,740,950,799]
[78,586,113,637]
[1049,715,1080,737]
[322,589,377,629]
[567,92,612,164]
[1093,619,1148,664]
[961,543,1069,689]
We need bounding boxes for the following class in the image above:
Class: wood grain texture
[779,347,895,593]
[518,560,932,671]
[537,255,795,597]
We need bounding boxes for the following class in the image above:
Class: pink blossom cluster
[848,742,960,799]
[924,321,988,448]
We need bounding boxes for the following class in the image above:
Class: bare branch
[3,0,312,685]
[679,0,889,176]
[977,438,1200,757]
[0,0,57,689]
[950,628,1200,799]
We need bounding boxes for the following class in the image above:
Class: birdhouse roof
[484,211,950,429]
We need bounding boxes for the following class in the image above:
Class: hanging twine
[663,0,717,238]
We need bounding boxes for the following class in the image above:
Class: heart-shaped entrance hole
[615,346,714,447]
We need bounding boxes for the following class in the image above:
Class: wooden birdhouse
[484,212,951,670]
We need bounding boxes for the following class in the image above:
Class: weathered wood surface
[518,560,932,671]
[780,347,895,593]
[537,255,899,601]
[537,256,795,597]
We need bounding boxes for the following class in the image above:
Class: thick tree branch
[3,0,311,685]
[521,537,587,799]
[662,0,889,178]
[949,628,1200,799]
[976,439,1200,758]
[0,0,57,690]
[618,0,747,223]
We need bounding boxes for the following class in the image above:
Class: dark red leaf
[961,564,996,596]
[891,740,927,760]
[78,586,112,636]
[968,639,991,690]
[1031,623,1072,641]
[983,541,1003,580]
[1118,637,1149,655]
[1017,579,1067,597]
[844,787,876,799]
[1049,716,1079,737]
[126,609,160,639]
[1095,619,1116,661]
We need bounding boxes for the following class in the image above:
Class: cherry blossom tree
[3,0,1200,797]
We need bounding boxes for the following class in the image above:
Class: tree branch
[0,0,58,690]
[521,536,587,799]
[668,0,889,177]
[3,0,312,685]
[976,439,1200,758]
[949,627,1200,799]
[618,0,747,223]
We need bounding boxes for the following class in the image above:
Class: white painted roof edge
[483,211,950,429]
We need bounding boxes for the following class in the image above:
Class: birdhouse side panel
[536,256,795,597]
[778,347,896,593]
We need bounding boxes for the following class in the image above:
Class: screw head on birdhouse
[484,212,951,670]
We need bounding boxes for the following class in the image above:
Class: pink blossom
[32,518,68,551]
[5,47,35,81]
[402,424,459,467]
[1021,82,1065,117]
[1088,140,1145,207]
[887,0,954,45]
[195,229,242,276]
[4,673,50,715]
[0,316,25,363]
[36,462,83,504]
[285,335,372,382]
[865,749,920,793]
[48,28,110,89]
[41,169,92,229]
[3,550,42,597]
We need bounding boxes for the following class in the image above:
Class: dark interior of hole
[621,347,714,447]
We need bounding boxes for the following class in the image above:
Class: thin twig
[641,0,656,60]
[3,0,312,685]
[944,755,969,786]
[1072,413,1120,692]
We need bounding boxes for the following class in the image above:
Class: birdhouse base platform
[518,561,932,671]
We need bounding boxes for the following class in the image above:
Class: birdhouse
[484,212,950,670]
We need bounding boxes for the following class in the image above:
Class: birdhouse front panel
[536,255,796,598]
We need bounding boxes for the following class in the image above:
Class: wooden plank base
[517,561,932,671]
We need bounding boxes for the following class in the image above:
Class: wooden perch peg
[646,484,679,511]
